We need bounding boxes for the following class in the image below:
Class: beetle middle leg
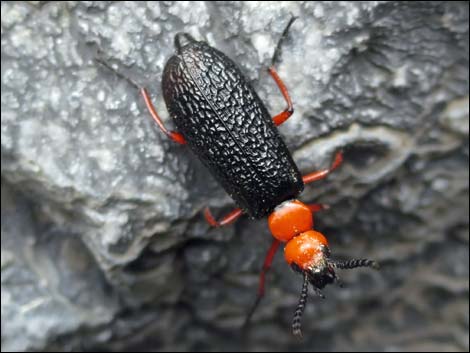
[95,57,186,145]
[302,151,344,185]
[306,203,330,213]
[204,207,243,227]
[269,16,297,127]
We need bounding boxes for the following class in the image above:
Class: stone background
[1,1,469,351]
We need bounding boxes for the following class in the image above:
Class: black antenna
[330,259,380,270]
[292,272,309,337]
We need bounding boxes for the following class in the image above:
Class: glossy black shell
[162,34,304,219]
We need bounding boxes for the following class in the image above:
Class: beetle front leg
[244,239,281,326]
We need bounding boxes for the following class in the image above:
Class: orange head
[284,229,337,289]
[268,200,314,242]
[284,230,329,270]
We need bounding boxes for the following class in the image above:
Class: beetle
[98,17,378,336]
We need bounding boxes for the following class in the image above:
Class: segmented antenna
[330,259,380,270]
[292,273,309,337]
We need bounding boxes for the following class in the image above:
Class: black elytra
[162,33,304,219]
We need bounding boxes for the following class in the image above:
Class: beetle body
[162,34,303,219]
[99,19,379,337]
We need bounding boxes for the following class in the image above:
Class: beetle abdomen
[162,36,303,218]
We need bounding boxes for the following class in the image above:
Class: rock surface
[1,1,468,351]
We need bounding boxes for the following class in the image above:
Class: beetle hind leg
[95,56,186,145]
[268,16,297,127]
[140,88,186,145]
[269,67,294,126]
[271,15,298,67]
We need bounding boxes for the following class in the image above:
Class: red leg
[307,203,330,213]
[269,16,297,127]
[244,239,281,325]
[302,151,343,185]
[140,88,187,145]
[204,207,243,227]
[269,67,294,126]
[95,58,186,145]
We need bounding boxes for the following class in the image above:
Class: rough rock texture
[1,1,468,351]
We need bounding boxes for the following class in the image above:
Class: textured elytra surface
[1,1,469,352]
[163,38,303,218]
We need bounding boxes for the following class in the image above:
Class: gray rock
[1,1,468,351]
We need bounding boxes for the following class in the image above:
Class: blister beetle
[98,17,378,337]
